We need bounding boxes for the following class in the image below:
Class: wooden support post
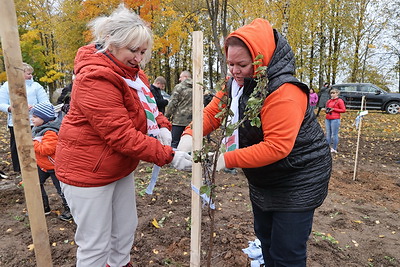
[353,96,366,181]
[190,31,204,267]
[0,1,53,266]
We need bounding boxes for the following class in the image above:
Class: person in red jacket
[178,19,331,266]
[325,88,346,153]
[55,5,191,267]
[31,102,72,221]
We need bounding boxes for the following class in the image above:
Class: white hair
[22,62,34,72]
[88,4,153,67]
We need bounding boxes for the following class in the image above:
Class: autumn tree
[14,0,66,100]
[54,0,87,78]
[1,0,398,99]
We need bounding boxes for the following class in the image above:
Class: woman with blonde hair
[55,5,191,267]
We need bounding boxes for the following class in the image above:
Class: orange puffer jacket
[34,130,58,172]
[55,44,173,187]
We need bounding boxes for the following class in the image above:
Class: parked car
[331,83,400,114]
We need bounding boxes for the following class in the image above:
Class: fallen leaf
[27,244,34,251]
[152,218,160,228]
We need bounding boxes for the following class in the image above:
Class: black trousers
[252,203,314,267]
[38,167,68,207]
[171,125,186,149]
[8,127,20,172]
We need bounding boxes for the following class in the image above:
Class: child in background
[31,102,72,221]
[309,88,319,109]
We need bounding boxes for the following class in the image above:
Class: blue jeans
[252,203,315,267]
[325,119,340,150]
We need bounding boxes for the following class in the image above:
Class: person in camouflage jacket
[165,71,193,148]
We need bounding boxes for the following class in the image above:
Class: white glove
[171,150,192,171]
[177,134,192,153]
[216,153,226,171]
[158,127,172,146]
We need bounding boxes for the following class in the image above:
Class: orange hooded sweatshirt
[184,19,307,169]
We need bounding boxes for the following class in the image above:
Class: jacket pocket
[92,146,110,173]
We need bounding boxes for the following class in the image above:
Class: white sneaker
[330,148,337,153]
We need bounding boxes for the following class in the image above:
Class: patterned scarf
[123,77,160,138]
[224,79,243,151]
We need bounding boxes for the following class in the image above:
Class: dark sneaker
[44,206,51,216]
[0,170,8,179]
[58,210,73,222]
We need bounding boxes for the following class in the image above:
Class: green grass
[318,110,400,139]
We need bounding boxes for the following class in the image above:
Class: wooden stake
[190,31,204,267]
[0,1,53,266]
[353,96,366,181]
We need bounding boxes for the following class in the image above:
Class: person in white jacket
[0,62,50,173]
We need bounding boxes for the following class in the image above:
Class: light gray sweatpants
[61,173,137,267]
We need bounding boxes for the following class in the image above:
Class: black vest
[227,76,331,211]
[224,28,332,211]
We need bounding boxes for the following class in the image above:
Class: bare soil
[0,111,399,267]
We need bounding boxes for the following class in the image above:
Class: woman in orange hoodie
[178,19,332,266]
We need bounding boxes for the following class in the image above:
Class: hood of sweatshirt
[226,19,276,73]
